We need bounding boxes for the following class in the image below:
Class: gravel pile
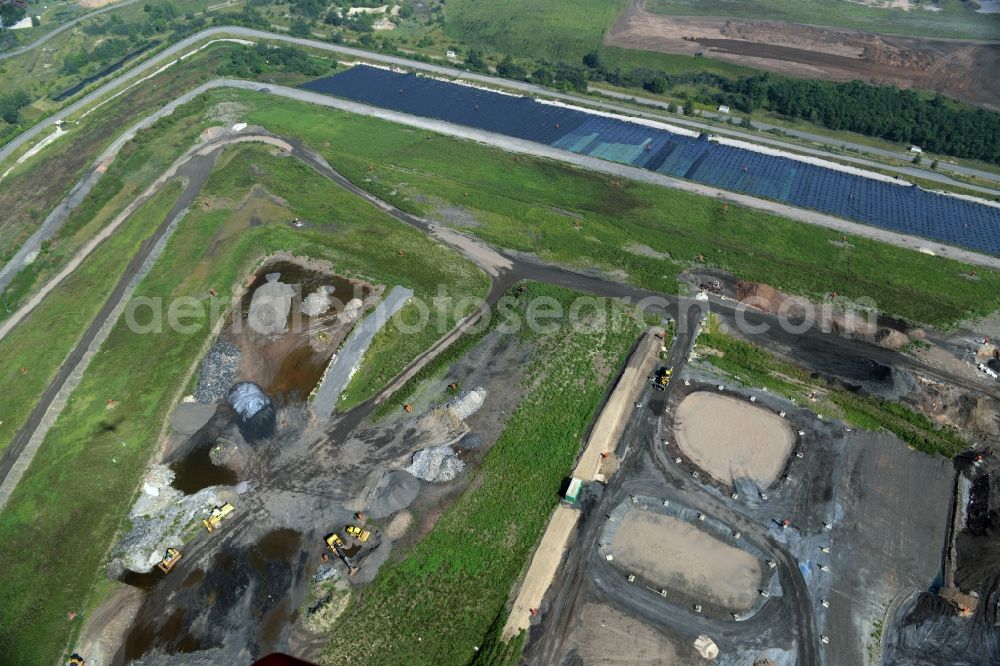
[366,470,421,519]
[194,341,240,403]
[406,445,465,483]
[447,386,486,421]
[116,468,238,573]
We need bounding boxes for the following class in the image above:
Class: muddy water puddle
[169,440,239,494]
[120,530,304,663]
[235,261,373,403]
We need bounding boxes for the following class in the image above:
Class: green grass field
[0,180,184,455]
[233,90,1000,328]
[444,0,627,61]
[647,0,1000,40]
[322,282,641,665]
[0,144,487,665]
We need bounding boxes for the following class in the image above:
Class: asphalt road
[0,0,144,62]
[4,23,998,197]
[0,146,222,509]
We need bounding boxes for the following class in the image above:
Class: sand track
[674,391,794,487]
[610,511,762,611]
[606,0,1000,109]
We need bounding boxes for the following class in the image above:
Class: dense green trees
[581,55,1000,165]
[0,3,26,28]
[720,74,1000,164]
[0,90,30,124]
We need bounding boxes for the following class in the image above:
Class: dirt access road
[607,0,1000,109]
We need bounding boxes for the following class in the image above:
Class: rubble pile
[114,465,237,573]
[406,445,465,483]
[301,286,335,317]
[447,386,487,420]
[194,341,240,403]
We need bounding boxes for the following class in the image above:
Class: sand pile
[735,280,783,312]
[675,392,794,487]
[875,327,910,350]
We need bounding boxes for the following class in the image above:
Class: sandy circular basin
[611,511,761,611]
[674,392,794,487]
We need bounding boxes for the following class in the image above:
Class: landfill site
[8,86,993,666]
[17,128,990,666]
[518,303,1000,666]
[60,198,1000,666]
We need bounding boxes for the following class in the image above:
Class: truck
[202,503,235,532]
[652,366,672,391]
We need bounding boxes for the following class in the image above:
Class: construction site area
[607,0,1000,109]
[2,24,1000,666]
[515,304,1000,666]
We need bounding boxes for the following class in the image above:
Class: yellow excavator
[68,654,86,666]
[325,533,358,575]
[202,503,235,532]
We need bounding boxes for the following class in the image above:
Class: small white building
[446,50,457,59]
[717,105,730,114]
[910,145,923,153]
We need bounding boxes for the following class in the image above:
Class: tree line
[581,51,1000,165]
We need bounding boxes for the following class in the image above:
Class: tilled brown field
[606,0,1000,109]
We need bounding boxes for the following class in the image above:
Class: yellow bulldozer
[346,525,371,542]
[202,503,235,532]
[157,548,182,574]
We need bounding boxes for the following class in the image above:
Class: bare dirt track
[610,510,762,610]
[674,391,794,487]
[606,0,1000,109]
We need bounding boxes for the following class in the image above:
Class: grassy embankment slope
[235,89,1000,328]
[0,41,331,294]
[647,0,1000,40]
[323,281,643,665]
[697,314,968,457]
[0,144,487,665]
[443,0,752,78]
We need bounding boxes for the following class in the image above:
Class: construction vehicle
[326,533,345,550]
[157,548,182,574]
[202,503,235,532]
[346,524,371,542]
[68,655,85,666]
[652,366,672,391]
[325,533,358,575]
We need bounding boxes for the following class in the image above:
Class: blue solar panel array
[302,66,1000,256]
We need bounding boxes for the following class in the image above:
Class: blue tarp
[302,66,1000,256]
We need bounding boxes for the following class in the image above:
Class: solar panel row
[302,66,1000,256]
